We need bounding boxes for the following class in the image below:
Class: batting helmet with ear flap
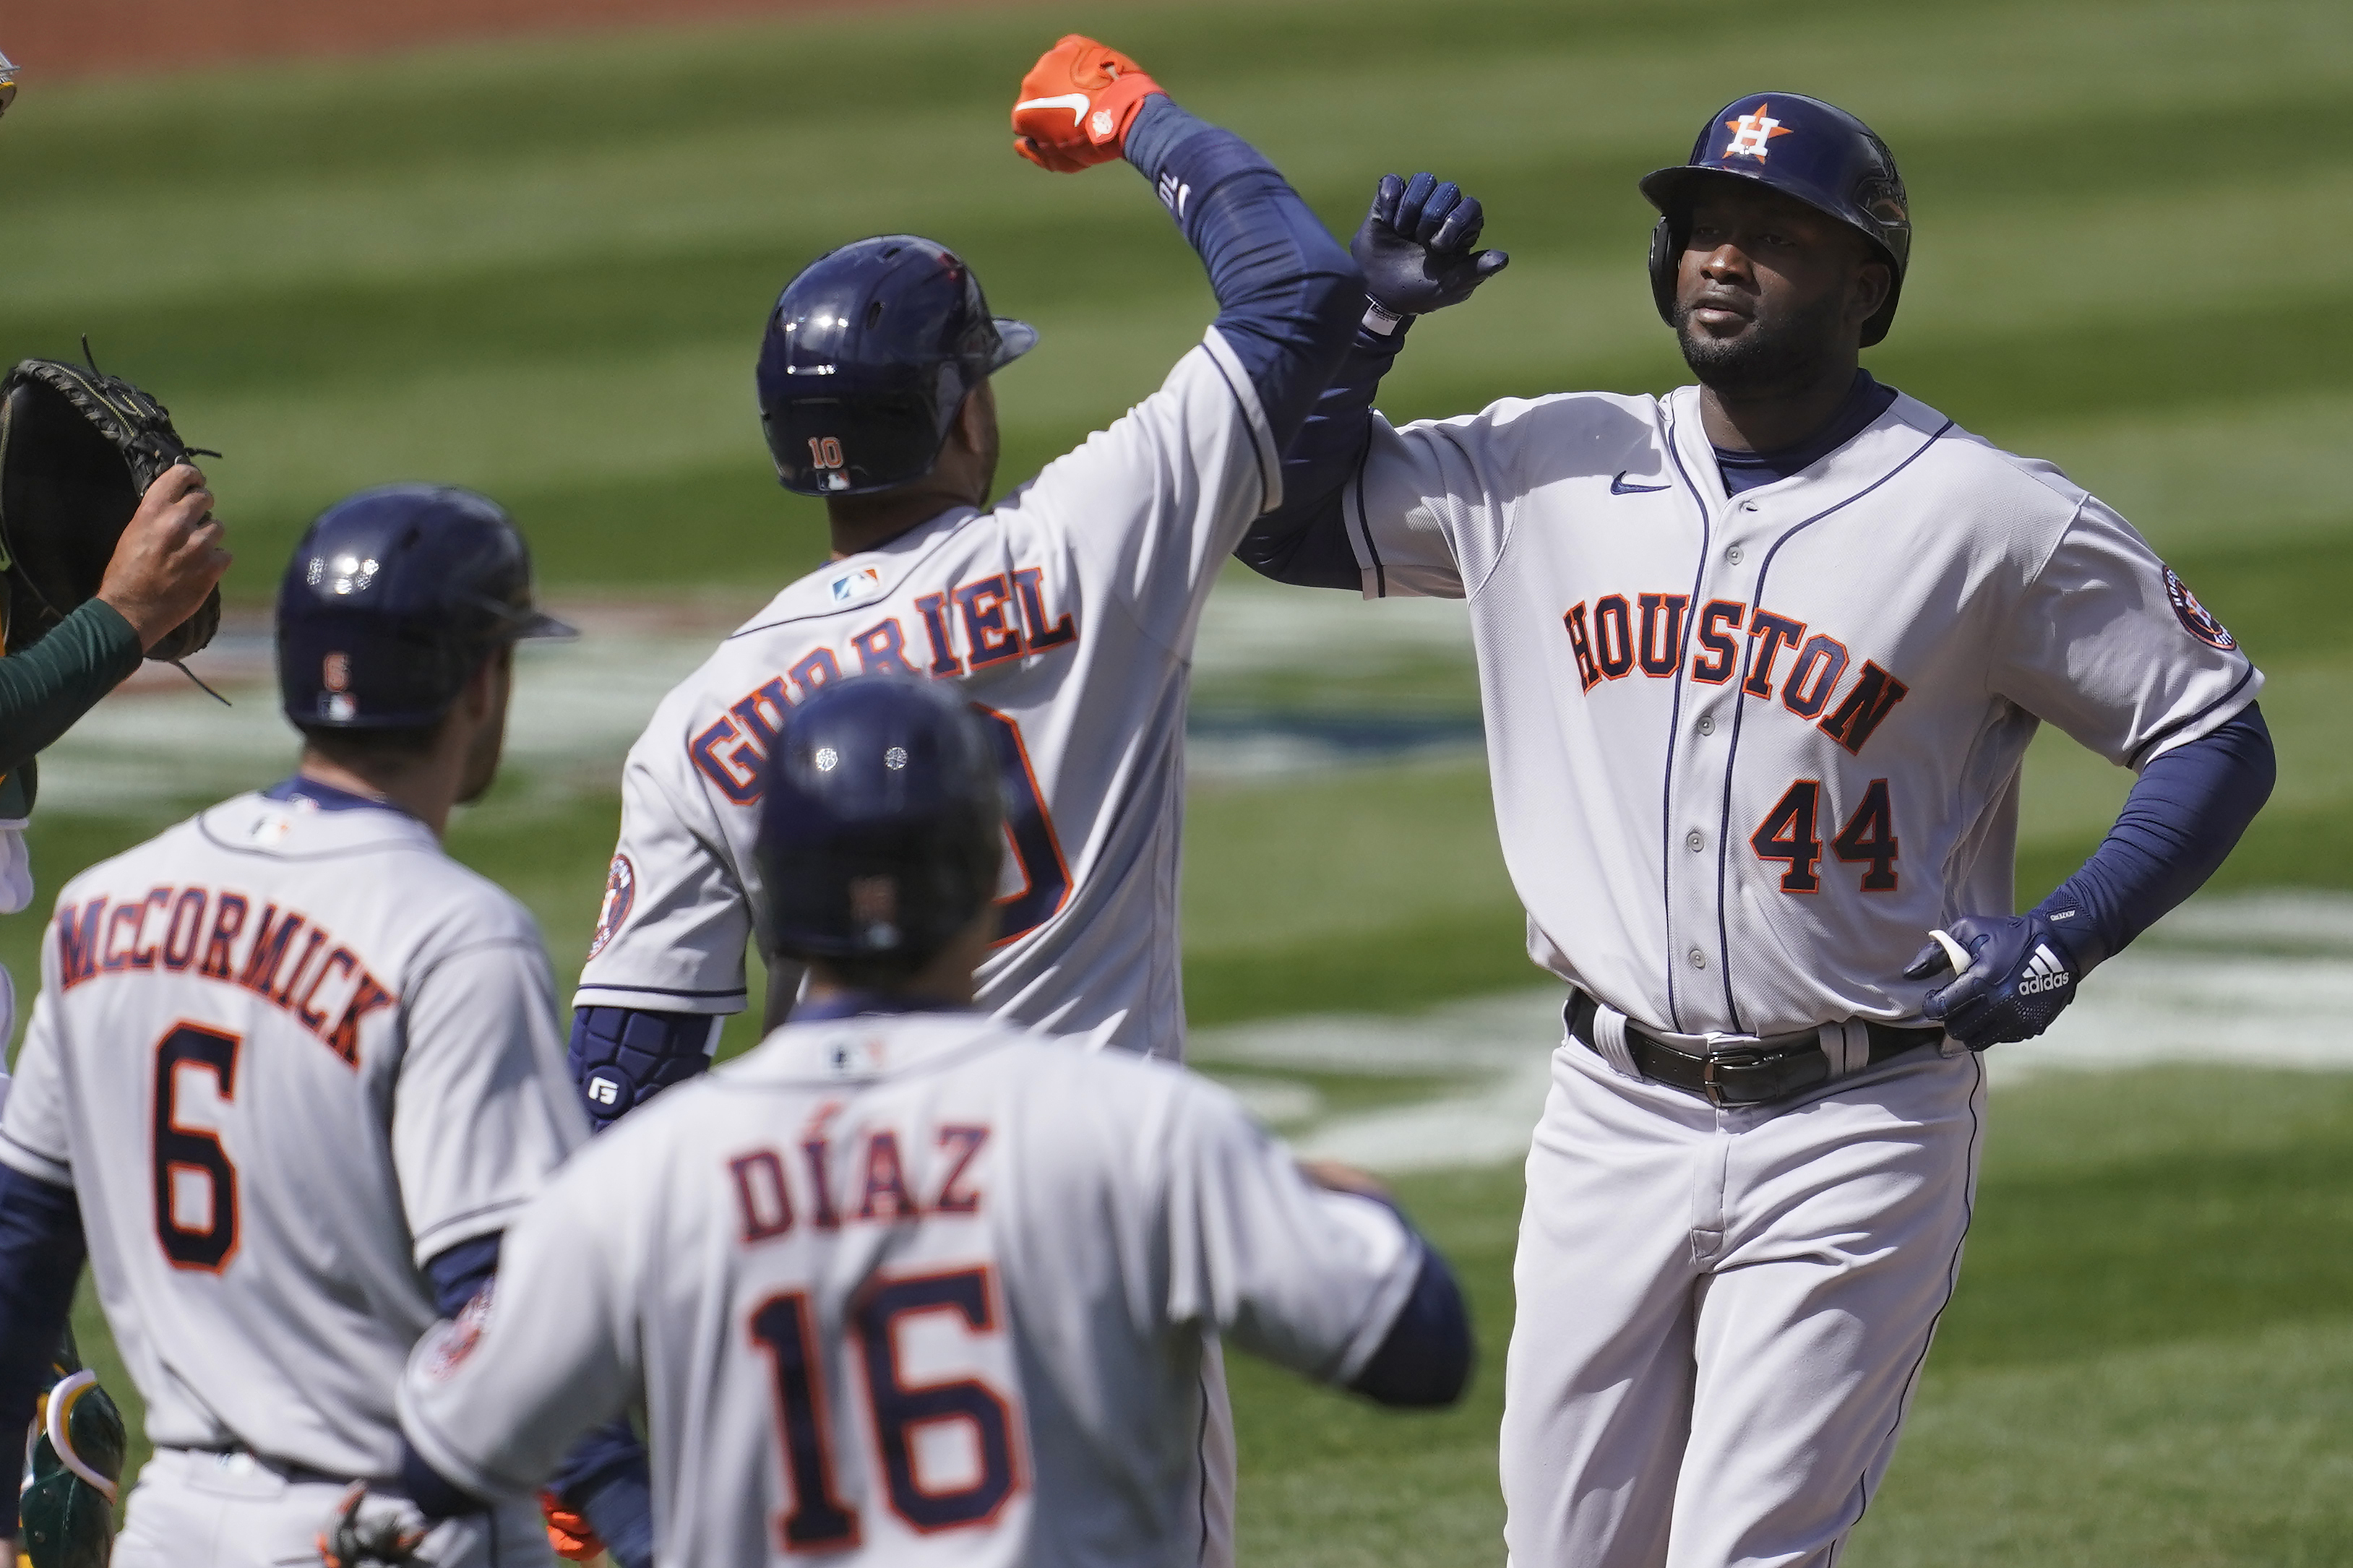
[1640,92,1911,348]
[756,236,1036,498]
[277,484,573,731]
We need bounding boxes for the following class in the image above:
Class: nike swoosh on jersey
[1610,472,1672,494]
[1014,92,1093,126]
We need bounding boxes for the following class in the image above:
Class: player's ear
[457,644,510,722]
[1849,255,1892,330]
[955,378,997,454]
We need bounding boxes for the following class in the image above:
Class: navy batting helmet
[757,678,1004,968]
[756,236,1036,498]
[1640,93,1911,348]
[278,484,574,730]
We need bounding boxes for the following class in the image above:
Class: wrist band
[1362,298,1408,337]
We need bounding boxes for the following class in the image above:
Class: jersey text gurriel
[689,564,1078,803]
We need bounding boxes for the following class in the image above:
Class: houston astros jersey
[0,785,588,1481]
[1335,383,2259,1037]
[576,329,1281,1056]
[400,1006,1421,1568]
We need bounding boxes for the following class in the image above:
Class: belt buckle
[1698,1039,1764,1108]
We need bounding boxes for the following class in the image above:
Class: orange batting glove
[1011,34,1163,172]
[538,1491,605,1563]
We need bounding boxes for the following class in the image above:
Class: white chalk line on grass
[42,592,1479,811]
[1193,892,2353,1173]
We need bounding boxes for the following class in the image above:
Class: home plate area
[1192,892,2353,1173]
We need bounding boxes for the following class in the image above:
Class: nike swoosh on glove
[1352,171,1510,319]
[1902,910,2086,1050]
[1011,34,1163,172]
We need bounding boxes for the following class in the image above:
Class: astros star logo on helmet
[1721,104,1795,160]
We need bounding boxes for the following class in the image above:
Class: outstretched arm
[1239,173,1510,590]
[1012,35,1360,455]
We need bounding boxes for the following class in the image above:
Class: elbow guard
[567,1007,721,1130]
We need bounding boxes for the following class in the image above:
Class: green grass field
[9,0,2353,1561]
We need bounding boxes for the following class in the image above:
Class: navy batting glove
[1352,171,1510,319]
[1901,911,2086,1050]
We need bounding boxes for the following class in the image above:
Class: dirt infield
[12,0,971,80]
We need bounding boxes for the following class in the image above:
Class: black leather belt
[1567,991,1942,1108]
[168,1444,371,1489]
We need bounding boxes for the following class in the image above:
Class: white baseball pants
[113,1447,552,1568]
[1502,1028,1985,1568]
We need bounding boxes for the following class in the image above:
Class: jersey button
[1696,714,1716,736]
[1685,830,1704,852]
[1741,501,1758,512]
[1688,948,1708,969]
[1726,546,1745,564]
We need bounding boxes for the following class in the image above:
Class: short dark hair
[293,720,443,769]
[809,949,934,991]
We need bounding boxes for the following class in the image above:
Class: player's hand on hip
[317,1482,430,1568]
[1353,172,1510,319]
[1902,911,2083,1050]
[1011,34,1164,172]
[96,462,231,651]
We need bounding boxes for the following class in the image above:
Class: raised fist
[1354,172,1510,321]
[1012,34,1163,173]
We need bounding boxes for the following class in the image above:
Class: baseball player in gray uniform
[0,486,585,1568]
[1241,97,2276,1564]
[392,677,1471,1568]
[567,33,1360,1098]
[548,40,1364,1561]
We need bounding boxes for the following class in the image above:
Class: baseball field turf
[7,0,2353,1560]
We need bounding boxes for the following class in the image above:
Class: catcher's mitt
[0,350,220,663]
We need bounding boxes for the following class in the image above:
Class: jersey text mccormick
[1561,592,1909,756]
[53,887,394,1064]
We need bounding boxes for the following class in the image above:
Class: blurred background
[7,1,2352,1561]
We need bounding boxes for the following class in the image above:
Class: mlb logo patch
[830,566,884,606]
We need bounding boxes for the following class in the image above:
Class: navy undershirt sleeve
[2033,703,2276,968]
[422,1233,502,1317]
[0,1166,88,1476]
[1236,322,1412,590]
[550,1422,654,1568]
[1348,1240,1473,1408]
[1121,96,1360,457]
